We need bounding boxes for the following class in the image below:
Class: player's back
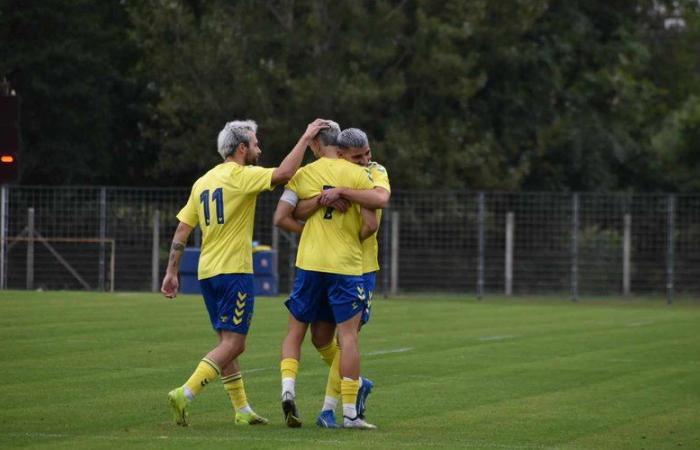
[288,157,374,276]
[177,162,273,279]
[362,161,390,273]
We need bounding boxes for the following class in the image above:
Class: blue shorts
[199,274,255,334]
[285,268,366,324]
[361,272,376,325]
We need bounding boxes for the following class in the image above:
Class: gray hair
[336,127,369,149]
[217,120,258,159]
[316,120,341,146]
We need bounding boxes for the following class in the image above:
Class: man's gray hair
[217,120,258,159]
[336,127,369,149]
[316,120,341,146]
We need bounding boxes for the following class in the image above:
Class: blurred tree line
[1,0,699,191]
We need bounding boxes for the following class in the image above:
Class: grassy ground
[0,291,698,449]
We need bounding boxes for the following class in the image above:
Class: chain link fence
[1,186,697,299]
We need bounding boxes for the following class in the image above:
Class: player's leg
[311,319,337,366]
[221,357,268,425]
[355,272,377,419]
[329,274,376,429]
[309,318,342,428]
[167,274,252,426]
[279,314,306,427]
[280,268,324,427]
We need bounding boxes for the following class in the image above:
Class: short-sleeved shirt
[286,157,374,276]
[362,161,391,273]
[177,162,274,279]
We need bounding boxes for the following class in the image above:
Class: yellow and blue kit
[284,157,375,324]
[177,161,274,333]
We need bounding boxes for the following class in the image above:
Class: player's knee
[219,334,246,358]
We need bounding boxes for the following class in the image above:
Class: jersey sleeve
[176,185,199,227]
[370,163,391,192]
[241,166,275,193]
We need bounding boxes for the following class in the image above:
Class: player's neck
[319,146,338,159]
[224,155,245,166]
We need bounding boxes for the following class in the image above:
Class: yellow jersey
[363,161,391,273]
[177,162,275,279]
[287,157,374,276]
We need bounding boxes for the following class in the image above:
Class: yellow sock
[341,378,360,416]
[221,372,249,411]
[317,339,339,367]
[184,357,220,397]
[280,358,299,380]
[324,348,341,398]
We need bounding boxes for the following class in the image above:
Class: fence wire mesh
[1,186,698,298]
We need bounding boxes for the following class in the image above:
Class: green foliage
[2,0,700,189]
[0,0,149,184]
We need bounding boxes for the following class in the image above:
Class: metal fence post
[390,211,400,296]
[151,210,160,292]
[288,233,297,294]
[271,225,279,276]
[571,193,579,302]
[382,208,391,298]
[505,211,514,296]
[667,195,675,305]
[0,185,6,290]
[623,213,631,296]
[477,192,485,300]
[27,208,34,290]
[98,187,106,291]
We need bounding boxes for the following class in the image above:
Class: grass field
[1,291,699,450]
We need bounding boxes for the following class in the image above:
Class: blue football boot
[356,377,374,419]
[316,409,340,428]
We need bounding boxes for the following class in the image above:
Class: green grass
[0,291,699,449]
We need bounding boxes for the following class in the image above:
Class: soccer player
[314,128,390,426]
[161,118,329,426]
[277,128,388,430]
[278,128,390,428]
[274,122,373,427]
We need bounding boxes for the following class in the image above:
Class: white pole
[0,185,6,290]
[27,208,34,290]
[151,210,160,292]
[623,213,631,296]
[390,211,399,296]
[505,212,514,296]
[271,225,279,276]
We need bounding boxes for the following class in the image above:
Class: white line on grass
[365,347,413,356]
[243,366,275,374]
[627,321,654,327]
[478,335,516,341]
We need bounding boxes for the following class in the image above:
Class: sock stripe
[201,357,221,375]
[221,373,242,384]
[317,341,334,352]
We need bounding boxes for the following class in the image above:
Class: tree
[0,0,149,184]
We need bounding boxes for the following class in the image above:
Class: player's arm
[294,196,350,221]
[359,207,378,241]
[273,189,304,234]
[318,186,390,210]
[271,119,329,186]
[161,221,194,299]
